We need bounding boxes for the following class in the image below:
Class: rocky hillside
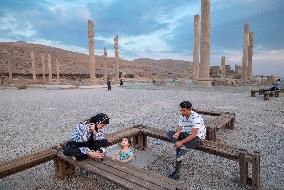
[0,41,193,79]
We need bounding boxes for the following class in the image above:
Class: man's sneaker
[168,171,180,180]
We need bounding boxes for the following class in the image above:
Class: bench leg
[264,94,269,101]
[238,151,248,188]
[54,158,75,179]
[252,151,260,190]
[228,116,235,130]
[133,134,147,150]
[207,127,216,142]
[251,91,255,97]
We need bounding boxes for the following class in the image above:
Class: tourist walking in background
[120,79,124,87]
[107,78,112,91]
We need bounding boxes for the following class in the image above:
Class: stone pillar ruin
[30,50,36,81]
[56,58,60,82]
[41,53,46,83]
[198,0,211,86]
[114,34,120,82]
[221,56,226,78]
[104,48,108,81]
[193,15,200,82]
[7,55,12,82]
[241,24,249,83]
[88,19,96,81]
[248,32,254,79]
[47,53,52,82]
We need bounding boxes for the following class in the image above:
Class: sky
[0,0,284,77]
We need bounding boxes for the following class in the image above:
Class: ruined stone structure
[30,50,36,81]
[241,24,249,83]
[88,19,96,81]
[114,34,120,81]
[56,58,60,82]
[235,65,242,75]
[248,32,254,79]
[104,48,108,81]
[47,53,52,82]
[198,0,211,86]
[193,15,200,82]
[221,56,226,78]
[41,53,46,83]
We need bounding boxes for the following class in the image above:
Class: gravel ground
[0,86,283,190]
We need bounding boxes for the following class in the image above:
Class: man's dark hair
[180,101,192,109]
[277,79,280,81]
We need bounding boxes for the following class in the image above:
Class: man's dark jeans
[167,131,201,160]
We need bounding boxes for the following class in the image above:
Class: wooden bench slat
[140,126,240,160]
[0,149,57,179]
[96,157,180,189]
[107,127,141,145]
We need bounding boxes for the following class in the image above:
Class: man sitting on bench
[63,113,110,161]
[167,101,206,180]
[271,79,281,91]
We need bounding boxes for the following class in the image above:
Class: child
[63,113,110,161]
[112,137,134,163]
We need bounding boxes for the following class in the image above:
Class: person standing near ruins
[63,113,110,161]
[107,78,112,91]
[167,101,206,180]
[120,79,124,87]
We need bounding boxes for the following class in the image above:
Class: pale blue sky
[0,0,284,76]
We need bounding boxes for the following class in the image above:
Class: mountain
[0,41,193,79]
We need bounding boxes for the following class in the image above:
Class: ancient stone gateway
[41,53,46,83]
[241,24,249,83]
[104,48,108,81]
[114,34,120,82]
[88,19,96,81]
[30,50,36,81]
[198,0,212,87]
[193,14,200,82]
[248,32,254,79]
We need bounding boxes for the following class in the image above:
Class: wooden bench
[264,90,280,100]
[56,150,184,190]
[137,125,260,190]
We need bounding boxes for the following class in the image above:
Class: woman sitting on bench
[63,113,110,161]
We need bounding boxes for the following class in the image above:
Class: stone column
[114,34,120,82]
[198,0,211,86]
[30,50,36,81]
[7,55,12,82]
[56,58,60,82]
[103,48,108,81]
[88,19,96,81]
[221,56,226,78]
[193,15,200,82]
[248,32,254,79]
[47,53,52,82]
[241,24,249,83]
[41,53,46,83]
